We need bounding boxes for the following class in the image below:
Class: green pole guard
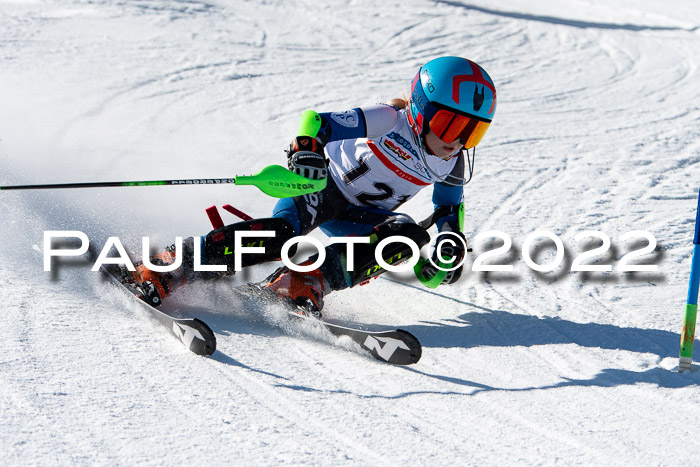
[413,257,449,289]
[234,165,326,198]
[414,201,466,288]
[298,110,322,138]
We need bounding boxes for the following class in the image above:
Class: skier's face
[424,129,464,160]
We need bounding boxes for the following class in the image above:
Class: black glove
[286,136,328,180]
[420,230,467,285]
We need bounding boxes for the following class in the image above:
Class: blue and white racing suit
[273,104,465,239]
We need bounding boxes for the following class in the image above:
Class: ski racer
[128,56,498,313]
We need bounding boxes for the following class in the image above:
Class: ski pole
[680,186,700,371]
[0,164,327,198]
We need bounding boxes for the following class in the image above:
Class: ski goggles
[428,108,490,149]
[409,71,491,149]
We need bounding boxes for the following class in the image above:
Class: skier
[128,56,497,313]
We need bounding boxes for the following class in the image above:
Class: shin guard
[202,217,296,271]
[321,221,430,290]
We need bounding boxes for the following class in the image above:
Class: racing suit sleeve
[316,104,399,142]
[431,156,465,232]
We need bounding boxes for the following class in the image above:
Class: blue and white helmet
[407,56,496,149]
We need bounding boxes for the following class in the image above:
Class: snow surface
[1,0,700,464]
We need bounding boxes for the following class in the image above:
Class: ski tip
[395,329,422,365]
[363,328,422,365]
[180,318,217,356]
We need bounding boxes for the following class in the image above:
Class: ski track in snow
[2,0,700,464]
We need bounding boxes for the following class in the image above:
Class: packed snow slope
[1,0,700,464]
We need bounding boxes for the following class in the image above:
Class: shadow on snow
[166,278,700,394]
[435,0,699,32]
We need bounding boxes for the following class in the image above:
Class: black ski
[100,265,217,356]
[287,311,422,365]
[236,285,421,365]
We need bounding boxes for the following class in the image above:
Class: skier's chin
[424,139,456,160]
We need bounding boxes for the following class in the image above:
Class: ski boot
[263,262,328,319]
[126,245,188,307]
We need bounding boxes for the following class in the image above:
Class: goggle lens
[429,109,490,149]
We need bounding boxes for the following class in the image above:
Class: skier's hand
[286,136,328,180]
[420,231,467,285]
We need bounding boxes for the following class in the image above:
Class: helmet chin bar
[415,133,476,186]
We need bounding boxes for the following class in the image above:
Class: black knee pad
[203,217,296,270]
[324,221,430,289]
